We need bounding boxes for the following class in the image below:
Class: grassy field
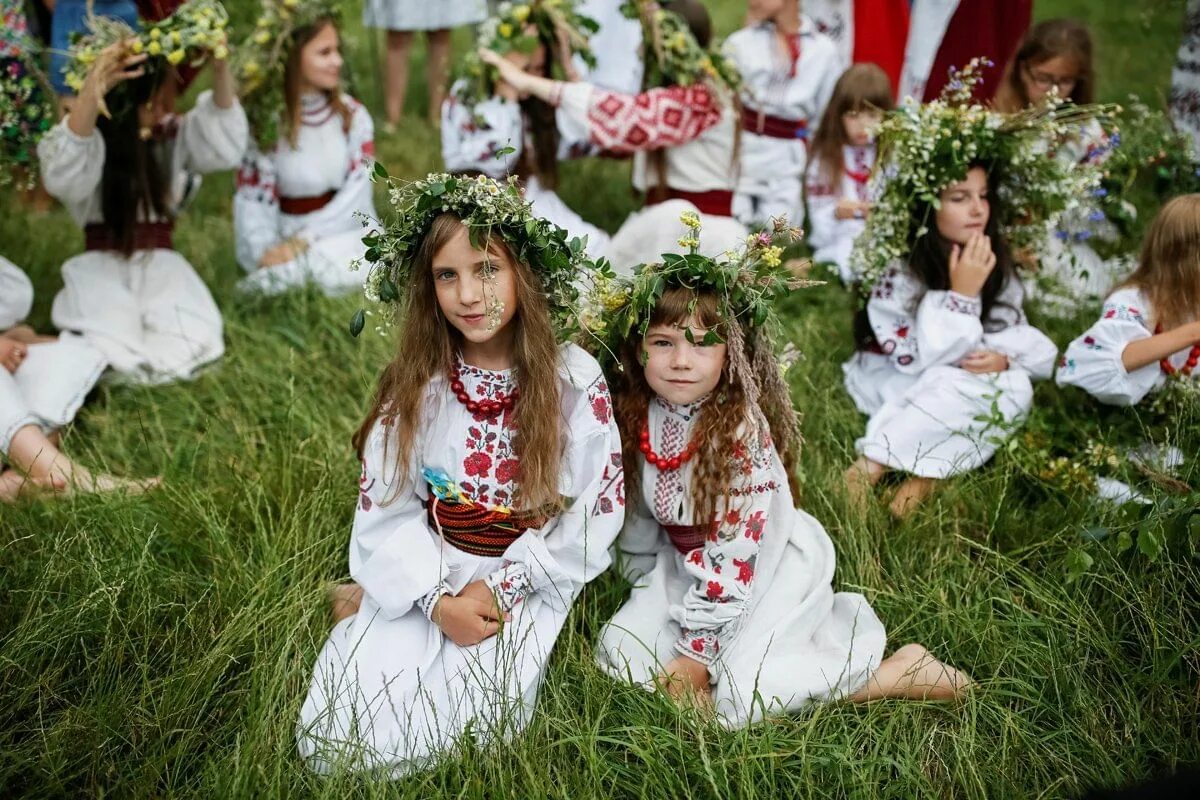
[2,1,1199,797]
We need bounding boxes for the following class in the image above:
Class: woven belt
[652,188,735,217]
[279,189,336,215]
[425,497,548,558]
[741,106,809,141]
[661,523,715,554]
[84,221,174,251]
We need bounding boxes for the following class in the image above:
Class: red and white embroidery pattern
[457,361,520,508]
[586,85,722,155]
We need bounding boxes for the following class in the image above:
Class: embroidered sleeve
[866,265,984,373]
[981,278,1058,380]
[418,582,451,621]
[558,82,723,155]
[233,145,281,269]
[483,562,536,612]
[1056,290,1161,406]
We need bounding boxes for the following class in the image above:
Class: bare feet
[845,456,885,513]
[851,643,973,703]
[889,477,938,518]
[329,582,364,624]
[0,468,161,502]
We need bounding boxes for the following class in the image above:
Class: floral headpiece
[63,0,228,97]
[620,0,740,95]
[352,169,607,340]
[1,46,55,189]
[850,58,1110,292]
[235,0,342,149]
[456,1,599,110]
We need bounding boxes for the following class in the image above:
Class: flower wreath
[1,45,55,189]
[850,58,1111,294]
[352,168,608,341]
[620,0,740,95]
[456,0,599,110]
[234,0,342,150]
[63,0,228,103]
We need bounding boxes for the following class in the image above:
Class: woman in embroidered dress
[843,165,1058,517]
[724,0,844,228]
[37,23,247,385]
[0,255,158,501]
[804,63,892,283]
[296,174,624,776]
[234,12,377,296]
[481,0,748,275]
[593,221,970,724]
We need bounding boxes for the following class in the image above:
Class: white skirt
[605,199,749,276]
[1,335,107,453]
[237,230,367,297]
[363,0,487,31]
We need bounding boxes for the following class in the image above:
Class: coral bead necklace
[1154,325,1200,377]
[639,423,699,471]
[449,362,518,417]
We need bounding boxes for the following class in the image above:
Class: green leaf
[496,146,517,157]
[1081,526,1111,543]
[684,326,696,344]
[349,309,366,338]
[701,329,724,346]
[373,162,388,180]
[379,276,399,303]
[1064,547,1094,583]
[1189,514,1200,547]
[429,181,446,197]
[1137,525,1163,561]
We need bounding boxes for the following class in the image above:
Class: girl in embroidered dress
[843,165,1059,517]
[724,0,844,228]
[805,63,892,283]
[296,175,624,775]
[37,23,247,386]
[593,223,970,723]
[234,13,377,296]
[1058,194,1200,407]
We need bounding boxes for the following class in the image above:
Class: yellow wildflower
[149,28,161,39]
[130,39,144,54]
[498,23,515,38]
[254,30,271,45]
[512,4,531,23]
[147,40,163,56]
[167,49,185,66]
[679,210,701,230]
[213,44,229,60]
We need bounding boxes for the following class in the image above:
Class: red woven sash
[279,190,336,216]
[661,523,716,555]
[426,498,548,557]
[84,221,175,252]
[740,106,809,141]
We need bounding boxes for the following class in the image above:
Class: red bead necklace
[1154,325,1200,377]
[449,362,518,417]
[639,423,699,471]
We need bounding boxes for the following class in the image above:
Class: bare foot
[889,476,937,518]
[0,469,160,501]
[329,582,364,624]
[845,457,884,514]
[852,643,973,703]
[1,325,55,345]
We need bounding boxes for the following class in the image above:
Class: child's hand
[655,655,712,705]
[834,199,871,221]
[90,40,148,97]
[432,594,504,646]
[959,350,1009,374]
[479,47,533,95]
[0,336,28,374]
[258,238,309,268]
[948,232,997,298]
[458,579,506,620]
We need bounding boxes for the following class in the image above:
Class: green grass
[2,1,1199,797]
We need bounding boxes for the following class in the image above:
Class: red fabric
[662,523,717,555]
[740,106,809,140]
[84,221,175,252]
[922,0,1032,103]
[279,190,336,216]
[661,189,734,217]
[425,497,546,558]
[852,0,910,92]
[586,85,722,155]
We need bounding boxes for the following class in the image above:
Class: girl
[482,0,747,275]
[724,0,844,228]
[37,11,247,385]
[296,174,624,775]
[364,0,486,128]
[0,255,157,500]
[235,7,377,296]
[1058,194,1200,407]
[594,218,969,723]
[805,62,892,283]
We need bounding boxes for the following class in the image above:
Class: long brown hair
[993,19,1094,113]
[809,63,892,189]
[283,18,353,149]
[611,288,801,526]
[353,214,565,510]
[1120,194,1200,332]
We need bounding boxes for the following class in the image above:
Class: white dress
[37,90,247,386]
[557,82,749,274]
[597,398,885,728]
[297,344,625,776]
[0,255,107,455]
[805,143,875,283]
[723,14,843,227]
[842,263,1058,478]
[235,93,376,296]
[362,0,486,31]
[1170,0,1200,158]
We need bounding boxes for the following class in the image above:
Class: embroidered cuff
[944,292,982,316]
[484,562,535,613]
[674,629,719,667]
[418,583,450,622]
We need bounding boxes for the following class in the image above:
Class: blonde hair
[1121,194,1200,331]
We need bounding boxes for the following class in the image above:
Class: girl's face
[1020,55,1079,105]
[299,24,343,92]
[748,0,788,22]
[641,315,727,406]
[935,167,990,246]
[431,223,519,354]
[841,108,882,147]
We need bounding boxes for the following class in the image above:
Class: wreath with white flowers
[1,45,54,189]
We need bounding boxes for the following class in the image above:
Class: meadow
[1,1,1198,797]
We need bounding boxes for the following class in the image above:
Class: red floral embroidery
[464,451,492,478]
[744,511,766,542]
[496,458,519,484]
[896,324,910,339]
[706,580,724,600]
[358,462,375,511]
[724,508,741,526]
[688,549,704,565]
[733,557,754,584]
[691,638,705,653]
[590,383,612,424]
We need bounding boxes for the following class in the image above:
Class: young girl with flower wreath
[804,62,893,283]
[591,214,969,723]
[232,1,377,296]
[842,64,1089,517]
[295,173,624,775]
[481,0,748,274]
[37,0,247,385]
[723,0,843,228]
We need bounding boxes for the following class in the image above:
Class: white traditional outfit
[1171,0,1200,157]
[0,256,107,456]
[235,93,376,296]
[843,263,1058,478]
[597,399,885,728]
[805,143,875,283]
[297,344,625,775]
[37,90,246,385]
[362,0,485,31]
[556,82,748,274]
[723,14,843,227]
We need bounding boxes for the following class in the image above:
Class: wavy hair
[1121,193,1200,331]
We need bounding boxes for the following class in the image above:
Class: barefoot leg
[329,582,365,624]
[850,643,973,703]
[426,28,452,125]
[845,456,887,511]
[5,425,160,499]
[383,30,414,125]
[889,476,938,518]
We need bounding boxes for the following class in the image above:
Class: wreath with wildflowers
[620,0,740,95]
[351,167,610,341]
[63,0,229,101]
[456,0,599,110]
[234,0,342,149]
[850,58,1111,294]
[1,46,55,189]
